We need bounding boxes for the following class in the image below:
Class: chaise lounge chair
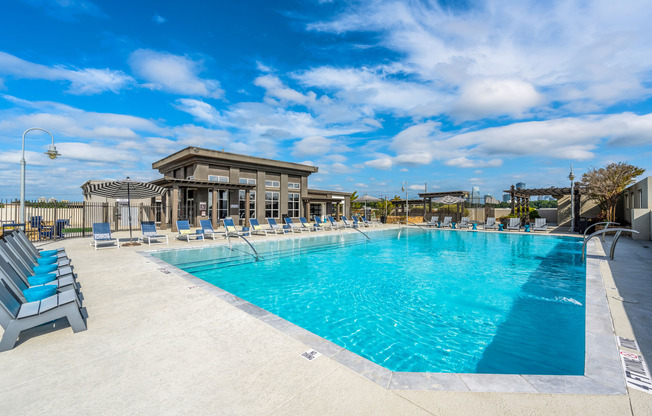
[351,216,366,228]
[458,217,471,229]
[441,217,452,228]
[223,217,247,236]
[533,218,548,232]
[249,218,276,236]
[267,218,286,234]
[483,217,497,230]
[0,240,73,281]
[299,217,318,231]
[140,221,169,246]
[341,216,357,228]
[424,216,439,227]
[284,217,308,233]
[314,216,333,231]
[507,218,521,231]
[327,216,344,229]
[176,220,204,242]
[199,219,225,240]
[91,223,120,250]
[0,281,86,351]
[361,216,379,227]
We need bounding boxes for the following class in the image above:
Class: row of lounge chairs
[90,215,383,248]
[0,229,86,351]
[422,216,548,232]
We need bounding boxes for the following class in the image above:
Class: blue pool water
[153,228,586,375]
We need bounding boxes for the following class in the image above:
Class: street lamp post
[20,128,60,224]
[401,180,408,224]
[568,164,575,233]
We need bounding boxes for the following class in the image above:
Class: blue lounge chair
[284,217,307,233]
[0,240,73,284]
[223,217,248,236]
[352,216,367,228]
[199,219,225,240]
[91,223,120,250]
[267,218,286,234]
[341,216,356,228]
[315,216,332,231]
[0,280,86,351]
[299,217,318,231]
[177,220,204,242]
[327,216,343,229]
[249,218,275,236]
[14,229,65,257]
[0,256,79,305]
[361,216,378,227]
[140,221,168,246]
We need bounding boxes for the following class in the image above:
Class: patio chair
[91,223,120,250]
[0,240,74,282]
[314,216,332,231]
[341,216,356,228]
[533,218,548,232]
[0,256,79,304]
[176,220,204,242]
[199,220,225,240]
[327,216,344,229]
[483,217,497,230]
[458,217,470,228]
[5,233,67,264]
[0,281,86,352]
[140,221,169,246]
[223,217,248,236]
[0,240,72,281]
[361,216,379,227]
[249,218,276,236]
[267,218,286,234]
[284,217,307,233]
[507,218,521,231]
[352,216,367,228]
[424,216,439,227]
[441,217,452,228]
[3,235,70,273]
[299,217,318,231]
[14,229,65,257]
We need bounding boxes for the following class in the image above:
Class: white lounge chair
[533,218,548,232]
[458,217,470,228]
[507,218,521,231]
[441,217,452,228]
[483,217,497,230]
[424,216,439,227]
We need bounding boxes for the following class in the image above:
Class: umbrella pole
[127,184,133,242]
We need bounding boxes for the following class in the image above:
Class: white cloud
[408,184,425,191]
[174,99,220,124]
[129,49,223,98]
[291,135,351,158]
[0,51,133,94]
[364,157,393,170]
[445,157,503,168]
[452,78,543,120]
[153,13,166,24]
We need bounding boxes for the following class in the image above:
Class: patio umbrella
[354,194,381,217]
[82,177,165,246]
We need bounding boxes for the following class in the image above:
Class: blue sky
[1,0,652,201]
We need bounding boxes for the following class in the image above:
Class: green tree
[580,162,645,222]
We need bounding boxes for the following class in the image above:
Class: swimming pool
[152,228,585,375]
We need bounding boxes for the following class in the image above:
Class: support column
[245,190,250,227]
[525,197,530,224]
[336,202,341,221]
[212,187,218,228]
[171,185,179,232]
[160,191,168,229]
[510,185,516,215]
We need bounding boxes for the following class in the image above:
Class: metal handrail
[226,232,261,261]
[583,221,619,242]
[407,220,430,230]
[350,225,370,240]
[581,228,639,261]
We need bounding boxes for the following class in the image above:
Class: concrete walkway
[0,227,650,415]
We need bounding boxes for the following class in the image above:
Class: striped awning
[432,195,466,204]
[82,177,166,199]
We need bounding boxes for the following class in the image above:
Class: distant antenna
[425,182,427,193]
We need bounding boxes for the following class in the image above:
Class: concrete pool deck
[1,225,651,415]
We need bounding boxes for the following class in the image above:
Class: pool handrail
[225,232,261,261]
[581,227,639,261]
[583,221,619,242]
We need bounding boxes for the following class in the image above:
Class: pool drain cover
[301,349,321,361]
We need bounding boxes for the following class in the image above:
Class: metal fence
[0,200,161,241]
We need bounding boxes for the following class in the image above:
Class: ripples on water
[155,229,585,375]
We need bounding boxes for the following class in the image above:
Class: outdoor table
[472,223,477,230]
[451,222,456,229]
[498,223,504,231]
[524,224,531,232]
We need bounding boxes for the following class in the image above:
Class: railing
[581,228,639,261]
[350,225,370,240]
[583,221,619,242]
[226,232,261,261]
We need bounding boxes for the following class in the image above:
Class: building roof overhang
[150,177,255,190]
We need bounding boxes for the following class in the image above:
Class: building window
[208,175,229,183]
[239,178,256,185]
[217,190,229,219]
[288,182,300,189]
[265,192,279,218]
[288,193,300,217]
[239,190,256,219]
[310,203,322,220]
[265,180,280,188]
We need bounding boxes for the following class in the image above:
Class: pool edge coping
[138,232,626,395]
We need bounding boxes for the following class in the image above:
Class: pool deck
[1,225,651,415]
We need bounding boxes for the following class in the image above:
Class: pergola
[504,185,582,227]
[418,191,470,221]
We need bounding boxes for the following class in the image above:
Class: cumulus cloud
[153,13,166,24]
[174,99,220,124]
[364,157,393,170]
[0,51,133,94]
[451,78,543,120]
[129,49,223,98]
[290,135,351,158]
